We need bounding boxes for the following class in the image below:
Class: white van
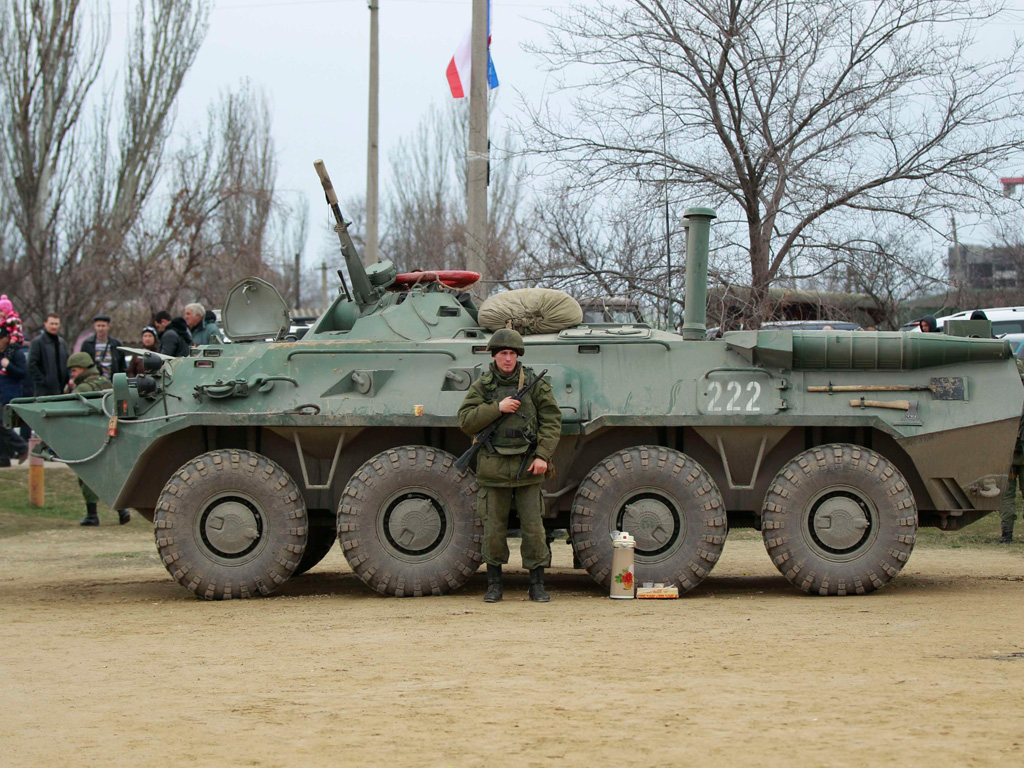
[907,306,1024,359]
[905,306,1024,333]
[935,306,1024,335]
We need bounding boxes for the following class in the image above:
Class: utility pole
[951,215,963,309]
[365,0,380,265]
[294,252,301,310]
[465,0,489,300]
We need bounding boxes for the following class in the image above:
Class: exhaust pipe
[681,207,717,341]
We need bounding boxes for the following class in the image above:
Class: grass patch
[0,465,1019,551]
[726,507,1019,550]
[916,511,1016,549]
[0,467,119,537]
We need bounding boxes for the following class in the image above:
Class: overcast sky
[105,0,566,277]
[102,0,1024,280]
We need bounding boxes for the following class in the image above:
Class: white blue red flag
[446,0,499,99]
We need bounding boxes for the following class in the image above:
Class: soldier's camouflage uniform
[457,362,562,569]
[68,366,113,507]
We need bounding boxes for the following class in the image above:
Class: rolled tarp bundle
[791,331,1012,371]
[478,288,583,334]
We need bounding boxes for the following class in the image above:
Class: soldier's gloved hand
[529,458,548,475]
[498,397,521,414]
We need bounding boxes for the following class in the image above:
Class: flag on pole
[446,0,499,99]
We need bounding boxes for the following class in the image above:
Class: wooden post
[365,0,380,265]
[465,0,489,301]
[28,437,44,508]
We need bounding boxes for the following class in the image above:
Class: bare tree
[0,0,210,334]
[382,101,524,294]
[511,187,680,324]
[113,81,280,324]
[797,219,946,328]
[269,192,311,311]
[0,0,109,328]
[525,0,1024,323]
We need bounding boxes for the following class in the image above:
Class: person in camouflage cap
[65,352,130,527]
[457,328,562,602]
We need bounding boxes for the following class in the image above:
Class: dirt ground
[1,522,1023,768]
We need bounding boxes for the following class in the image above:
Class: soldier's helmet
[67,351,94,369]
[487,328,525,356]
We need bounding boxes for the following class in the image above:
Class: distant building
[947,244,1022,291]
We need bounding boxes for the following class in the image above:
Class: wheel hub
[383,493,446,557]
[809,493,872,553]
[200,497,262,558]
[618,492,680,557]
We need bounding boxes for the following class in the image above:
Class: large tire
[155,450,308,600]
[338,446,483,596]
[570,446,727,593]
[293,509,337,576]
[762,443,917,595]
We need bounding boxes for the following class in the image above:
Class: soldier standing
[65,352,129,526]
[458,329,561,602]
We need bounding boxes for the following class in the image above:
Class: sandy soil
[1,523,1023,768]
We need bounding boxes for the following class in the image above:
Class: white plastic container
[609,530,636,599]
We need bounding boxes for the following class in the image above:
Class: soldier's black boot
[528,567,550,602]
[484,564,503,603]
[999,523,1014,544]
[118,509,131,525]
[79,503,99,527]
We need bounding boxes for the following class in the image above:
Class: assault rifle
[454,369,549,473]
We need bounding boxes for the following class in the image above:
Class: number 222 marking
[707,381,761,412]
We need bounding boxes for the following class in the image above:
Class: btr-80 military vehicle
[8,161,1021,600]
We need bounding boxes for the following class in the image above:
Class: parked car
[905,307,1024,335]
[903,306,1024,361]
[578,297,646,325]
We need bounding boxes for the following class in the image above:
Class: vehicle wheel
[338,446,483,596]
[762,443,917,595]
[570,446,727,592]
[293,509,337,576]
[155,450,308,600]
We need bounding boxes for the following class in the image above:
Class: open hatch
[221,277,291,342]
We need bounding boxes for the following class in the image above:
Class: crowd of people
[0,298,224,524]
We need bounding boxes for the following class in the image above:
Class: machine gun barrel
[454,369,548,473]
[314,159,374,305]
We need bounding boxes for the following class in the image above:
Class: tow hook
[966,476,1002,498]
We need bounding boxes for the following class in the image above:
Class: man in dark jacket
[153,311,192,357]
[28,313,69,396]
[80,313,126,380]
[0,326,28,465]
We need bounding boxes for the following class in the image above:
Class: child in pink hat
[0,296,24,346]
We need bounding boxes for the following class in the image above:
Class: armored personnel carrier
[8,161,1021,600]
